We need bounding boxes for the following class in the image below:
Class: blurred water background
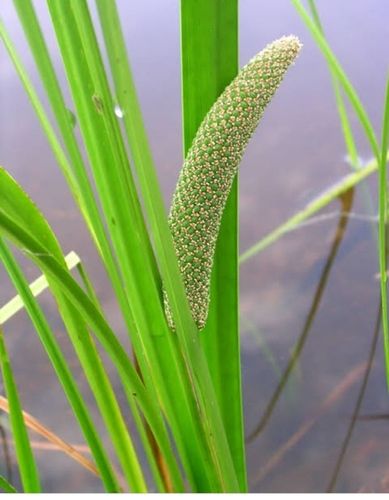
[1,0,389,492]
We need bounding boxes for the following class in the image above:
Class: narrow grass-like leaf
[0,20,80,203]
[73,261,168,492]
[0,239,120,491]
[74,264,170,491]
[10,1,148,350]
[95,0,215,490]
[0,475,17,493]
[0,251,79,325]
[2,8,155,421]
[74,257,172,491]
[93,0,198,357]
[45,0,163,349]
[0,213,183,484]
[306,0,359,168]
[34,3,208,491]
[45,1,204,490]
[292,0,380,160]
[0,167,189,491]
[334,85,360,168]
[12,0,95,228]
[0,166,147,491]
[54,300,147,492]
[1,32,161,493]
[0,327,40,492]
[0,167,183,491]
[305,0,379,270]
[2,1,245,491]
[11,0,146,323]
[240,156,384,262]
[3,16,181,489]
[378,77,389,388]
[94,0,241,491]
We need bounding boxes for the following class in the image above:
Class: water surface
[1,0,389,492]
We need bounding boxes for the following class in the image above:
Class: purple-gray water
[1,0,389,492]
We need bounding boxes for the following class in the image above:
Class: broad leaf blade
[180,0,246,491]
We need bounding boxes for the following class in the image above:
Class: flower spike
[166,35,302,330]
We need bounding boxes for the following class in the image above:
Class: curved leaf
[0,169,180,488]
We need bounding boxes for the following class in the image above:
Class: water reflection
[327,303,381,491]
[247,188,355,443]
[253,362,367,487]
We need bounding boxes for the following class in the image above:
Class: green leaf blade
[0,328,41,492]
[180,0,246,491]
[378,76,389,389]
[0,474,17,493]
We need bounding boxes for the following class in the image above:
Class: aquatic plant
[0,0,303,492]
[0,0,387,494]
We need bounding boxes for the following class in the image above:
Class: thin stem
[240,156,382,263]
[378,77,389,388]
